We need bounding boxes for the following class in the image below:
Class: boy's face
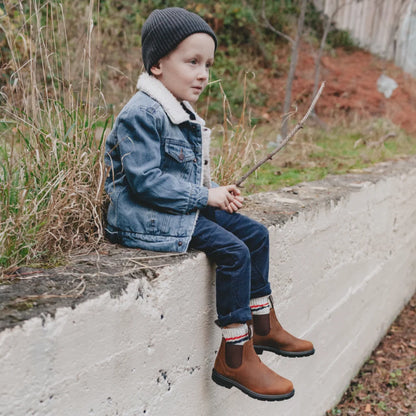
[151,33,215,104]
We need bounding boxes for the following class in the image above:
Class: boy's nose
[198,67,209,80]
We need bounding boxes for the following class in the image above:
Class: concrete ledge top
[1,156,415,332]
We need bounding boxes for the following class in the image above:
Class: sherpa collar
[136,73,205,126]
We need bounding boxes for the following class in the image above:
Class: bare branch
[261,0,295,45]
[312,0,354,100]
[368,132,397,148]
[235,82,325,187]
[281,0,308,138]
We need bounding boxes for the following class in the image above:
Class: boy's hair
[141,7,217,74]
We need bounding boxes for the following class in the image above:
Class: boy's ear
[150,62,162,76]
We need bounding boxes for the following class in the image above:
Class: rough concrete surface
[1,156,416,416]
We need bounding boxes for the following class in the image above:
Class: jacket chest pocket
[164,138,196,163]
[163,138,197,179]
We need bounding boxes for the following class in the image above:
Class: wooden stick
[235,82,326,187]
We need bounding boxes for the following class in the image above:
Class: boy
[104,7,314,401]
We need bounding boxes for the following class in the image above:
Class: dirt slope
[259,44,416,136]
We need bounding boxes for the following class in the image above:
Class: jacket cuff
[188,185,209,211]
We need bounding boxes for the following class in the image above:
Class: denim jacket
[104,73,212,252]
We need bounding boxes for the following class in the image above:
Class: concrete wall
[1,158,416,416]
[314,0,416,77]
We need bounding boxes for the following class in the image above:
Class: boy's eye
[190,59,198,65]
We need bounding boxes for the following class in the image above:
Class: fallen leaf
[365,403,372,412]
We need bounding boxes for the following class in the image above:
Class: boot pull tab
[253,314,271,336]
[225,343,243,369]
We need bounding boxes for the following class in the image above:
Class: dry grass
[0,0,109,271]
[210,74,258,185]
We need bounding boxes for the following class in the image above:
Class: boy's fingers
[226,184,240,195]
[228,202,238,213]
[233,199,243,209]
[226,192,235,203]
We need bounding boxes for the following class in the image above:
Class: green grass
[235,119,416,193]
[244,163,329,192]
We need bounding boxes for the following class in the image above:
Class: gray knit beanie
[141,7,217,74]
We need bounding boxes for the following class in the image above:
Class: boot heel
[254,346,264,355]
[212,369,233,389]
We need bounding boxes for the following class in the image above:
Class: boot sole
[254,345,315,358]
[211,369,295,401]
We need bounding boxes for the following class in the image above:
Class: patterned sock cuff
[222,323,249,345]
[250,296,271,315]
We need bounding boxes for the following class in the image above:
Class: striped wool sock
[250,296,271,315]
[222,323,250,346]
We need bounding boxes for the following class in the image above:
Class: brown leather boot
[212,336,294,401]
[252,297,315,358]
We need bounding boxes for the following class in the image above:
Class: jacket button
[178,241,183,246]
[193,158,197,162]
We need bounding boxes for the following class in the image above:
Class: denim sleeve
[115,107,208,214]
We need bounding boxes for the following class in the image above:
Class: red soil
[260,44,416,135]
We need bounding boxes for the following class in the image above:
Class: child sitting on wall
[104,7,314,401]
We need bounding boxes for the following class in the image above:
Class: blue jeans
[189,207,271,327]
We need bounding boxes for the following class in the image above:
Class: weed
[0,0,109,271]
[12,301,35,312]
[210,75,258,185]
[388,369,402,387]
[377,401,388,411]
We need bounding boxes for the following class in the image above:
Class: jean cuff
[215,306,252,328]
[250,283,272,300]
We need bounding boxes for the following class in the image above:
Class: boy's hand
[207,185,244,213]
